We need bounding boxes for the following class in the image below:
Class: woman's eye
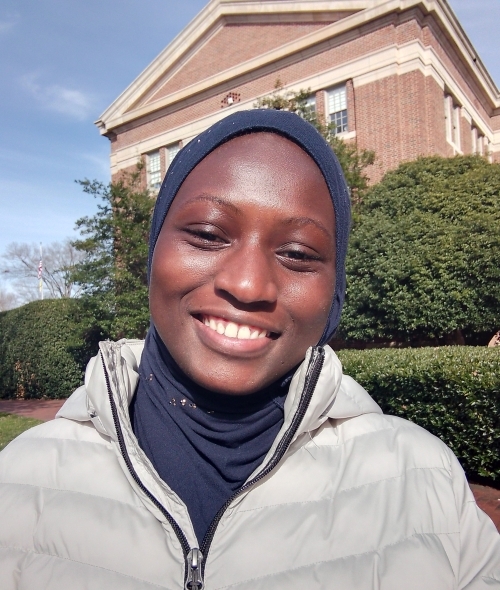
[195,230,220,242]
[278,247,321,267]
[185,227,226,246]
[282,250,312,260]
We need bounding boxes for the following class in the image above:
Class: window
[445,94,460,149]
[167,143,181,168]
[328,85,348,135]
[147,151,161,191]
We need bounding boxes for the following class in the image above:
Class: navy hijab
[148,109,350,342]
[131,109,351,543]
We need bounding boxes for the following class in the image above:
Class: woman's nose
[213,243,278,305]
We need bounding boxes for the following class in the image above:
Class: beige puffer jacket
[0,339,499,589]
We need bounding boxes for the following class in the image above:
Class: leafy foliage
[72,165,153,351]
[255,81,375,199]
[0,299,84,399]
[339,156,500,342]
[338,346,500,482]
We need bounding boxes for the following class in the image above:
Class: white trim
[337,130,356,140]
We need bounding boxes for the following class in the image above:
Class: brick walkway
[0,400,499,532]
[0,399,65,422]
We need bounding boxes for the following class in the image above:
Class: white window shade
[148,151,161,190]
[327,85,348,135]
[328,87,346,113]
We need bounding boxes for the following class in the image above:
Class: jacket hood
[57,340,381,440]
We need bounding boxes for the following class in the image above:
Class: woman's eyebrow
[182,195,332,239]
[281,216,333,239]
[186,193,242,216]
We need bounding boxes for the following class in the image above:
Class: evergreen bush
[0,299,84,399]
[338,346,500,482]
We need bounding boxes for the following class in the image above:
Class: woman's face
[150,133,336,395]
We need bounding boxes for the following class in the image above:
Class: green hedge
[0,299,84,399]
[337,346,500,482]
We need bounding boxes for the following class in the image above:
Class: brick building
[96,0,500,188]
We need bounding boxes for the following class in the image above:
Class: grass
[0,413,43,451]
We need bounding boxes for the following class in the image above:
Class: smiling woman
[0,110,499,590]
[150,133,335,395]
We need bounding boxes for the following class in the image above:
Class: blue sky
[0,0,498,292]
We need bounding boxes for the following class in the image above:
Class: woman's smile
[196,314,273,339]
[150,132,336,395]
[192,313,277,356]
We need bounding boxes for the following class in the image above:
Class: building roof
[96,0,500,136]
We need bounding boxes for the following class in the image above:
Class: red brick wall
[355,74,402,183]
[355,70,455,183]
[113,18,404,153]
[491,114,500,131]
[315,89,325,125]
[147,22,335,104]
[460,114,472,154]
[424,75,450,157]
[346,79,356,133]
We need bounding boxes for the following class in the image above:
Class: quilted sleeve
[451,453,500,589]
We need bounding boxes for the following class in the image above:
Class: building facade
[96,0,500,189]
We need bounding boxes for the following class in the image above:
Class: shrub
[0,299,84,399]
[340,156,500,343]
[337,346,500,482]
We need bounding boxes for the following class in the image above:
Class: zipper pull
[185,548,204,590]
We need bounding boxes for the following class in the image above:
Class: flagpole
[39,242,43,300]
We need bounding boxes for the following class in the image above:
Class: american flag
[38,248,43,298]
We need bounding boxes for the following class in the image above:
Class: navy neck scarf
[130,328,289,543]
[131,109,350,543]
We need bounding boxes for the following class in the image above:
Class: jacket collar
[57,340,381,440]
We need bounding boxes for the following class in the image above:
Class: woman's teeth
[202,316,268,339]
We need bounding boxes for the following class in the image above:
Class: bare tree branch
[0,287,19,311]
[0,239,84,302]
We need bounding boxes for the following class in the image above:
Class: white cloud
[81,152,111,178]
[0,12,19,34]
[20,72,96,120]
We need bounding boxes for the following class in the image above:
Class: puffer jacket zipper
[199,346,325,578]
[101,345,325,590]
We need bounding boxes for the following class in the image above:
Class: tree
[0,239,83,302]
[255,81,375,200]
[339,156,500,343]
[72,164,153,346]
[0,288,19,311]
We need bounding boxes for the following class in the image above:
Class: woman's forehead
[173,132,331,202]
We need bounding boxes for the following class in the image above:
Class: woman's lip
[193,315,276,356]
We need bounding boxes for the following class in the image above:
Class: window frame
[327,85,348,136]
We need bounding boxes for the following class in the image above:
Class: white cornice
[96,0,500,135]
[108,38,498,175]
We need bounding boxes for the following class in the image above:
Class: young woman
[0,110,499,590]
